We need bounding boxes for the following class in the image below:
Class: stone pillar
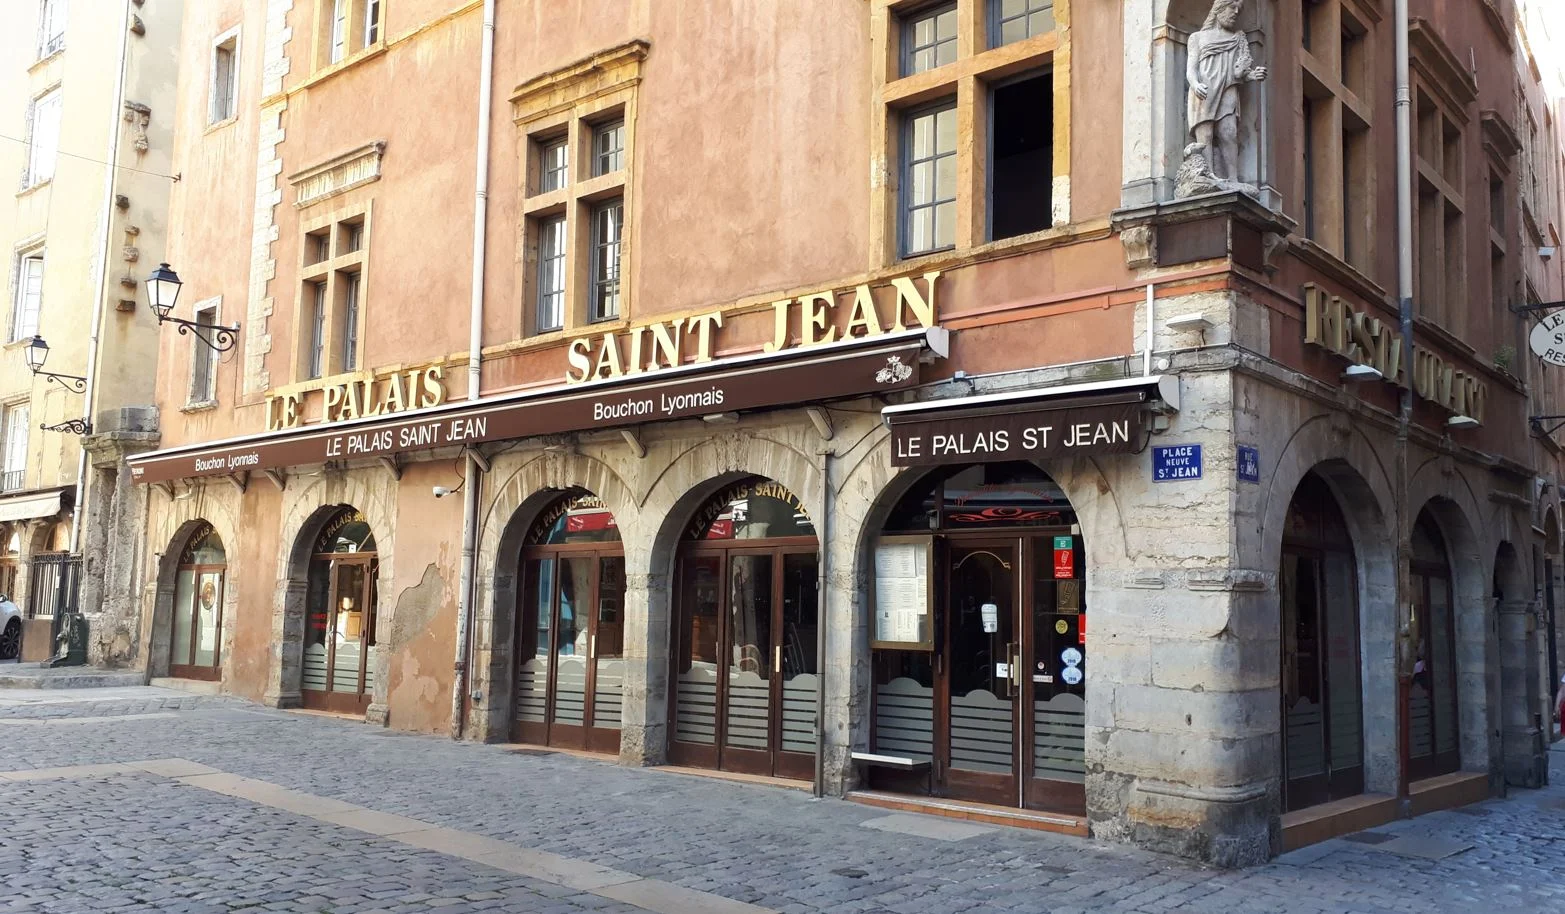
[618,568,669,767]
[264,578,306,708]
[1497,598,1545,787]
[819,527,866,797]
[81,412,160,669]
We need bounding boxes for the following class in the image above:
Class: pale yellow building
[0,0,180,661]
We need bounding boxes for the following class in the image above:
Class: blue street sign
[1237,445,1260,483]
[1152,444,1202,482]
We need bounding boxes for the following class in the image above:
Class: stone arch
[470,450,637,743]
[1258,417,1398,793]
[143,486,243,683]
[269,470,395,711]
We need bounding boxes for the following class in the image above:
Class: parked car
[0,595,20,660]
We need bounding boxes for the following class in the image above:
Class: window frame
[12,252,44,344]
[26,88,63,189]
[902,3,959,77]
[2,404,28,493]
[188,300,221,406]
[209,28,241,126]
[37,0,66,60]
[329,0,348,63]
[539,136,569,193]
[341,270,361,371]
[989,0,1055,49]
[589,198,624,323]
[900,99,959,258]
[296,204,371,382]
[363,0,381,47]
[307,281,327,380]
[536,215,567,332]
[592,119,626,177]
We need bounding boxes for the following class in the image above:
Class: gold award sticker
[1055,619,1068,635]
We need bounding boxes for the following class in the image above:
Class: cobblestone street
[1,686,1562,914]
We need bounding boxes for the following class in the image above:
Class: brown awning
[130,327,949,484]
[882,375,1178,467]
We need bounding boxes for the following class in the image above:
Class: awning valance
[0,488,67,524]
[130,327,950,484]
[882,375,1178,467]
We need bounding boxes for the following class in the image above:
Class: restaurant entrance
[870,463,1087,813]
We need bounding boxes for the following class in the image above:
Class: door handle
[590,633,596,659]
[774,643,782,674]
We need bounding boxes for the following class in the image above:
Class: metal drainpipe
[451,0,496,741]
[70,1,135,555]
[1393,0,1415,805]
[814,447,832,798]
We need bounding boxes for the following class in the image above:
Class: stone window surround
[19,82,63,194]
[869,0,1073,267]
[7,235,46,345]
[293,202,372,383]
[513,41,646,342]
[1407,19,1477,334]
[1297,0,1378,272]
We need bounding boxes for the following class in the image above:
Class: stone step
[0,662,145,690]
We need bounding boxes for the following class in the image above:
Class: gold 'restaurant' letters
[1302,284,1486,424]
[564,271,940,384]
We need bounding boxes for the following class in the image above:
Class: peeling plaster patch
[387,563,446,648]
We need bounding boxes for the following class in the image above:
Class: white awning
[0,490,64,523]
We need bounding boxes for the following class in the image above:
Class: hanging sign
[1529,311,1565,367]
[1152,444,1202,481]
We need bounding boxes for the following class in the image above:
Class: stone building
[0,1,179,663]
[123,0,1565,865]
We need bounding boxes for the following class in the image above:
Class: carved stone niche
[1120,0,1280,212]
[1112,190,1294,273]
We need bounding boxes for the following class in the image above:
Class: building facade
[124,0,1565,865]
[0,1,179,663]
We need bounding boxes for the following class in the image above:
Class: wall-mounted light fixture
[24,336,86,394]
[148,263,240,353]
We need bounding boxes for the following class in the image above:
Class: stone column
[1497,598,1545,787]
[81,412,160,669]
[618,567,670,767]
[264,578,306,708]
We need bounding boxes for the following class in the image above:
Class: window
[1299,1,1372,270]
[515,42,643,339]
[2,406,28,492]
[363,0,380,46]
[1412,88,1467,328]
[308,282,326,379]
[991,0,1054,47]
[536,216,566,331]
[991,73,1053,240]
[211,34,238,124]
[902,102,957,256]
[38,0,65,58]
[903,4,957,76]
[593,119,625,176]
[329,0,348,63]
[590,199,623,322]
[297,207,370,380]
[341,272,360,371]
[26,90,62,188]
[190,304,219,403]
[12,255,42,343]
[539,138,568,192]
[1490,171,1507,315]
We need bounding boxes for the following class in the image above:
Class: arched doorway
[670,477,819,779]
[302,506,379,713]
[170,523,227,680]
[514,489,625,753]
[0,524,20,599]
[1408,507,1460,779]
[1279,472,1364,811]
[870,462,1085,813]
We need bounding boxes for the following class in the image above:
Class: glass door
[303,555,375,714]
[171,567,224,681]
[1023,534,1086,813]
[514,551,626,751]
[941,540,1019,806]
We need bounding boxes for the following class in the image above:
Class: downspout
[814,448,832,798]
[71,1,135,555]
[451,0,496,740]
[1393,0,1415,805]
[1143,283,1155,377]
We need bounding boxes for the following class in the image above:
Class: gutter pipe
[1393,0,1415,803]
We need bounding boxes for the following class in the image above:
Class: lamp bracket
[39,418,90,435]
[160,315,241,353]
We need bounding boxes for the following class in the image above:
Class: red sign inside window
[1078,614,1086,645]
[1053,548,1074,579]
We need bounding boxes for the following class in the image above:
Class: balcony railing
[0,470,25,493]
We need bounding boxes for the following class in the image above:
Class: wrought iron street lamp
[148,262,240,352]
[24,336,86,394]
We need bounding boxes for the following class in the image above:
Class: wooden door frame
[1020,531,1088,814]
[169,563,225,682]
[302,551,376,714]
[1408,563,1460,780]
[939,536,1022,807]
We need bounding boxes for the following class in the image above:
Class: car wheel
[0,620,19,661]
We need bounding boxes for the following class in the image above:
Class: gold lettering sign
[1302,284,1486,424]
[266,365,448,431]
[565,271,940,384]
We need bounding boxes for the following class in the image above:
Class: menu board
[872,536,933,650]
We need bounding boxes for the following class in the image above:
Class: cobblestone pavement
[1,687,1562,913]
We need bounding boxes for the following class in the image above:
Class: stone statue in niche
[1179,0,1266,196]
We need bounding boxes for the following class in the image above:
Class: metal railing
[0,469,25,492]
[27,553,80,621]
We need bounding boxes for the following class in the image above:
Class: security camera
[432,486,452,498]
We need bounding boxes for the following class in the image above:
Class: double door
[671,546,819,779]
[303,554,377,714]
[515,551,625,752]
[873,535,1087,813]
[171,564,224,681]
